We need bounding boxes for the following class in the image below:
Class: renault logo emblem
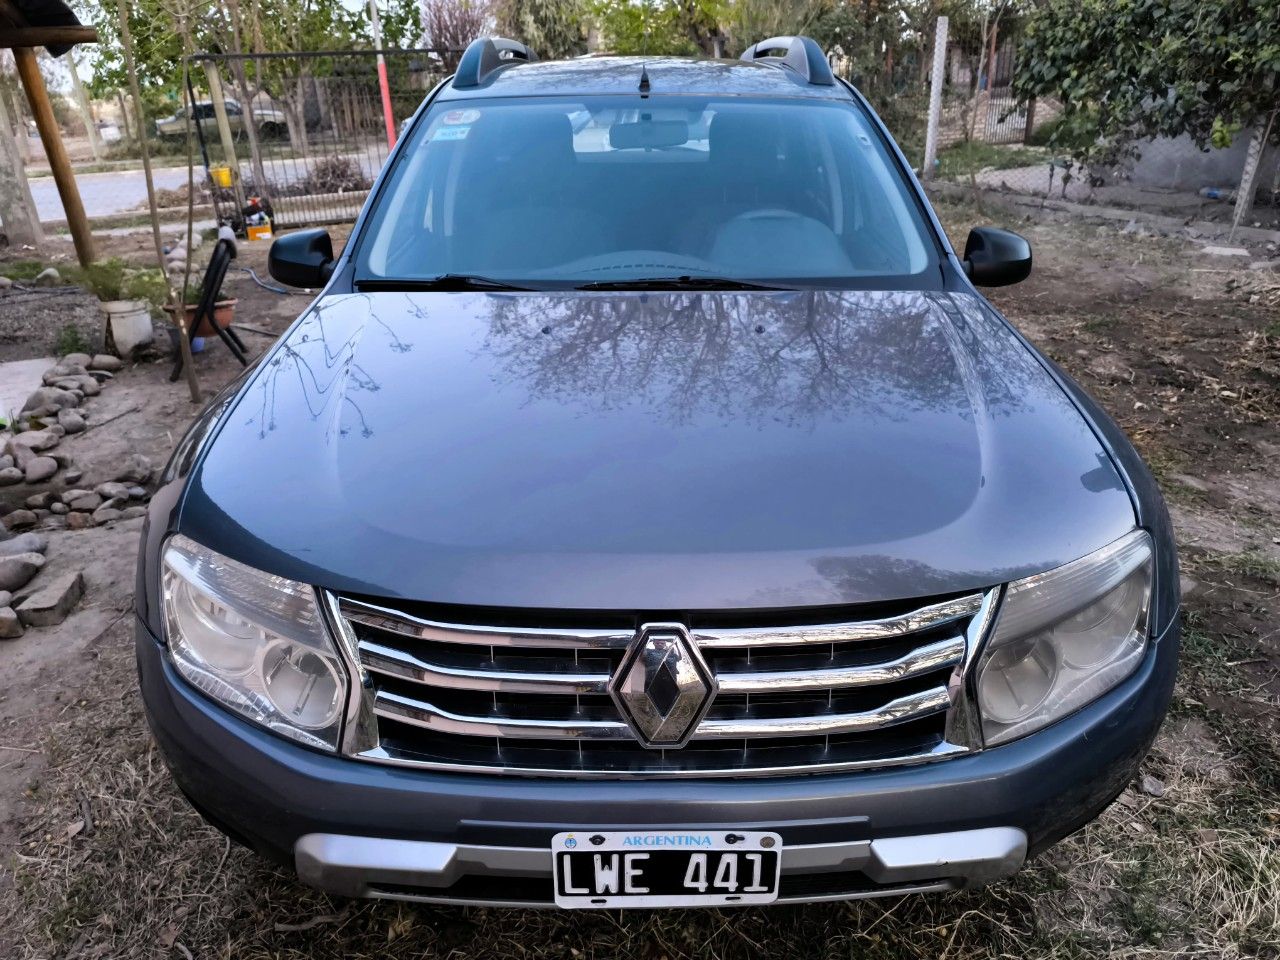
[609,623,717,748]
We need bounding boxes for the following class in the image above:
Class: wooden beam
[12,46,95,265]
[0,26,99,48]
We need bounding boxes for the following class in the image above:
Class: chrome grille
[330,591,995,777]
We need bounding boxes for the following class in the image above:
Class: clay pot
[165,298,237,336]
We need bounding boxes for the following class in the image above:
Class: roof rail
[452,36,538,88]
[739,36,834,86]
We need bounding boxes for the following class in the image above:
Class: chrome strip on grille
[332,590,996,778]
[359,640,611,694]
[694,594,982,648]
[716,636,965,692]
[341,592,982,652]
[373,686,953,740]
[342,599,634,649]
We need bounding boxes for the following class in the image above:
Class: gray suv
[136,36,1179,909]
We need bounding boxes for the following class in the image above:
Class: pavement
[28,143,389,223]
[0,357,53,423]
[28,166,192,222]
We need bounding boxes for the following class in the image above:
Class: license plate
[551,830,782,908]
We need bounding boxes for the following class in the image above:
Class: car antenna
[639,0,652,95]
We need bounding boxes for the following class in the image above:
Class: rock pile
[2,462,152,532]
[0,532,82,637]
[2,354,119,480]
[1,353,152,534]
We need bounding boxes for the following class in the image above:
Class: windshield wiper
[356,275,534,292]
[576,276,791,291]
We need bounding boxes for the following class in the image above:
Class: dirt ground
[0,205,1277,959]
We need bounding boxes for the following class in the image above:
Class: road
[28,144,389,223]
[28,165,192,222]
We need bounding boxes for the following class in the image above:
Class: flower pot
[100,299,153,357]
[165,299,237,337]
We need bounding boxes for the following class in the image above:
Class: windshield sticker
[431,125,471,141]
[441,109,480,125]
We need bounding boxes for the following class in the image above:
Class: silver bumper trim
[294,826,1027,906]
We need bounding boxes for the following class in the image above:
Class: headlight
[162,535,348,751]
[976,529,1153,746]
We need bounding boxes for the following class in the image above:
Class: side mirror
[269,228,334,289]
[963,227,1032,287]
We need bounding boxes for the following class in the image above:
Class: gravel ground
[0,207,1277,959]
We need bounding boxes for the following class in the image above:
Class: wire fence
[186,49,459,230]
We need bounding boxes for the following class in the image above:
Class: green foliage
[1025,112,1096,150]
[936,140,1050,176]
[55,258,170,308]
[80,0,423,119]
[54,324,91,357]
[121,267,170,307]
[725,0,828,55]
[78,258,129,301]
[493,0,589,59]
[1014,0,1280,162]
[591,0,725,56]
[0,261,52,282]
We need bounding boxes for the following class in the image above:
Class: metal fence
[3,23,1274,238]
[185,49,460,230]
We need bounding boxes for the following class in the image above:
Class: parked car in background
[138,35,1179,911]
[155,99,287,139]
[96,120,122,144]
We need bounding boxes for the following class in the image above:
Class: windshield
[356,95,935,288]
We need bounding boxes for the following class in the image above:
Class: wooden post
[68,53,101,162]
[0,81,42,245]
[203,60,246,212]
[12,46,94,265]
[117,0,200,402]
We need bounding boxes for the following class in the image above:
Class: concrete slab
[0,358,53,426]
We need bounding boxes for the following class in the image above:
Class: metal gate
[184,48,461,230]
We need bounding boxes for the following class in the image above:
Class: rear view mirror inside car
[609,119,690,150]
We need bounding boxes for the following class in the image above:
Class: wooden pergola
[0,0,97,265]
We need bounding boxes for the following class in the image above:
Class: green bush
[55,324,91,357]
[1026,114,1097,152]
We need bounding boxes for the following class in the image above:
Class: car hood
[183,290,1135,610]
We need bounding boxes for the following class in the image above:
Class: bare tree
[421,0,491,67]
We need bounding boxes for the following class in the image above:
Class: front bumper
[137,617,1178,906]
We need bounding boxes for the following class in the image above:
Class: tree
[1014,0,1280,155]
[492,0,588,58]
[726,0,829,56]
[422,0,491,66]
[590,0,724,55]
